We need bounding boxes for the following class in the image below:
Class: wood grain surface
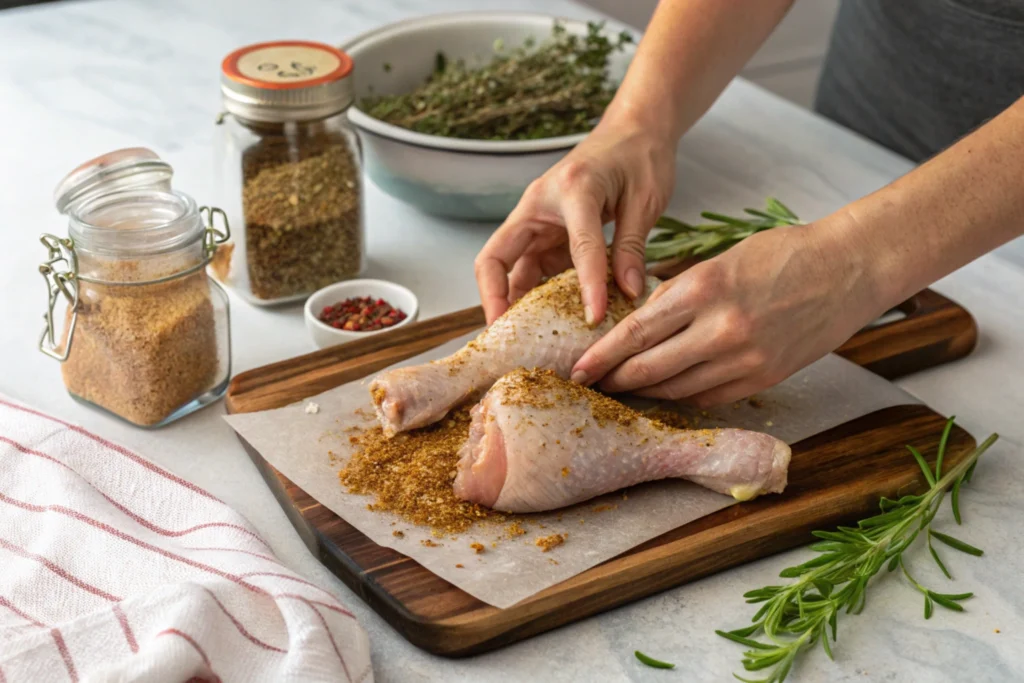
[227,288,978,656]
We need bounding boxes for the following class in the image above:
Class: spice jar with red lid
[39,148,233,428]
[213,40,366,305]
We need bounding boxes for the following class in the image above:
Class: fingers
[538,249,574,279]
[507,255,543,306]
[685,376,773,410]
[497,247,574,309]
[597,330,713,393]
[631,358,750,402]
[571,287,693,385]
[562,193,609,327]
[611,191,659,300]
[475,206,545,323]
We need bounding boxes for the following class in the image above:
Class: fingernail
[625,267,644,300]
[584,305,595,327]
[570,370,589,385]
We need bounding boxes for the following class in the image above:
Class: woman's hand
[570,217,885,407]
[474,114,677,324]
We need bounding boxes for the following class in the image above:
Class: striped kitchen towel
[0,395,372,683]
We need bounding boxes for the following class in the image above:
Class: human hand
[570,218,884,406]
[474,115,677,324]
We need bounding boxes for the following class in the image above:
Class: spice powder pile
[339,407,503,534]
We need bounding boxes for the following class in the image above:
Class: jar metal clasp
[38,234,79,362]
[199,205,231,258]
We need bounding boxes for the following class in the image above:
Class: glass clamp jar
[39,148,233,428]
[214,40,365,305]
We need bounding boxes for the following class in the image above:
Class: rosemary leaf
[951,478,963,525]
[928,592,966,612]
[634,650,676,669]
[936,416,955,478]
[928,531,953,579]
[930,530,984,556]
[716,630,775,650]
[907,445,937,487]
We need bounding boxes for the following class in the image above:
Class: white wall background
[580,0,840,109]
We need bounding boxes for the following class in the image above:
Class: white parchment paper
[224,334,919,608]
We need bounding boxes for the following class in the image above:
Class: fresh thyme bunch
[717,419,997,682]
[362,22,632,140]
[645,198,801,263]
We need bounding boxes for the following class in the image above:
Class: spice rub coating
[369,267,657,436]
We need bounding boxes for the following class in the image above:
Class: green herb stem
[645,198,801,263]
[717,423,997,683]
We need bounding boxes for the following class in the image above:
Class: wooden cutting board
[226,288,977,657]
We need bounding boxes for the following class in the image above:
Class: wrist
[810,209,897,323]
[602,89,686,145]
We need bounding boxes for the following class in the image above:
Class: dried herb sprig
[716,419,997,683]
[646,198,801,263]
[362,22,632,140]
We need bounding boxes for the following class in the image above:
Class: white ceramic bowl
[304,279,419,349]
[342,12,636,221]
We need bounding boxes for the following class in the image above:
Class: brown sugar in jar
[41,148,232,427]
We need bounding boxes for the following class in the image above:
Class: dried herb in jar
[361,21,633,141]
[241,127,362,300]
[61,255,220,427]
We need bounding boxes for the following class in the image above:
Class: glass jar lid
[53,147,174,215]
[220,40,355,123]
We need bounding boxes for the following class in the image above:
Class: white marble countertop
[2,0,1023,681]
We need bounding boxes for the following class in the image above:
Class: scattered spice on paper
[339,407,503,534]
[536,534,567,552]
[505,522,527,538]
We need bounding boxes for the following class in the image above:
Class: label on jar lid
[222,40,352,90]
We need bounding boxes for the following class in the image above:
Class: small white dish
[304,279,419,349]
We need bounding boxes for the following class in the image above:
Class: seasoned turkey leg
[453,369,791,513]
[370,269,657,436]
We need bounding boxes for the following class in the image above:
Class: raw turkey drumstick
[453,369,791,513]
[370,268,659,436]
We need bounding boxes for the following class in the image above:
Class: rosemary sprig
[646,198,801,262]
[717,419,997,683]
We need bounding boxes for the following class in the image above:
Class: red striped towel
[0,396,372,683]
